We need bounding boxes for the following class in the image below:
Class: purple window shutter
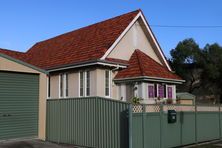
[148,85,154,98]
[158,85,164,98]
[167,87,173,99]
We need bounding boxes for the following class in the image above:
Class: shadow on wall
[120,110,129,148]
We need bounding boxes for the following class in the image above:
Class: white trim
[100,12,172,71]
[85,71,90,97]
[64,73,68,98]
[101,13,141,60]
[83,71,87,97]
[105,70,111,98]
[79,71,84,97]
[47,61,127,72]
[139,13,172,71]
[59,74,61,98]
[114,76,185,84]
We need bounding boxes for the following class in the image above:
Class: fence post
[129,104,133,148]
[160,104,163,148]
[195,104,198,145]
[142,104,145,148]
[57,99,61,144]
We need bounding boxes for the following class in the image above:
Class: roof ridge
[136,49,170,71]
[134,49,144,76]
[0,48,25,54]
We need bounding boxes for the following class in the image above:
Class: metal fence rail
[131,104,222,148]
[46,97,130,148]
[46,98,222,148]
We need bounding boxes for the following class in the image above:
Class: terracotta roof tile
[115,49,182,80]
[105,58,129,65]
[0,48,26,61]
[23,10,140,69]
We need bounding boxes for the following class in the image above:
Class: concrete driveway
[0,139,77,148]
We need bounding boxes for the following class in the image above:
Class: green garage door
[0,71,39,140]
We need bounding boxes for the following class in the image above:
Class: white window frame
[85,71,90,97]
[59,74,63,98]
[64,73,68,98]
[105,70,111,98]
[59,73,68,98]
[79,71,90,97]
[79,71,84,97]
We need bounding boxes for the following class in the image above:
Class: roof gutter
[47,60,127,72]
[114,76,185,84]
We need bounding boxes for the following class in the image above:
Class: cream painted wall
[0,56,47,140]
[68,72,79,97]
[94,69,103,97]
[107,20,162,65]
[50,75,59,98]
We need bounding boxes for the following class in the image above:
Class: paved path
[187,140,222,148]
[0,139,76,148]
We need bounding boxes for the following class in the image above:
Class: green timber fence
[46,97,222,148]
[46,97,130,148]
[132,104,222,148]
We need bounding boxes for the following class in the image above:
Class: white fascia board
[100,11,172,71]
[139,13,172,71]
[100,12,141,60]
[47,61,127,72]
[114,76,185,84]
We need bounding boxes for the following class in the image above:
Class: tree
[170,39,222,104]
[200,43,222,102]
[170,38,202,93]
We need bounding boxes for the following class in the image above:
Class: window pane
[167,87,173,99]
[80,72,84,96]
[60,74,63,97]
[86,71,90,96]
[105,70,110,96]
[158,85,164,98]
[148,85,154,98]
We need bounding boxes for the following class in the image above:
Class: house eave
[0,53,48,74]
[114,76,185,84]
[47,60,128,72]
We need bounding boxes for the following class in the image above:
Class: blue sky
[0,0,221,57]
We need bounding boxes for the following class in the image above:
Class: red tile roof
[0,48,26,61]
[21,10,140,69]
[105,58,129,65]
[115,49,182,80]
